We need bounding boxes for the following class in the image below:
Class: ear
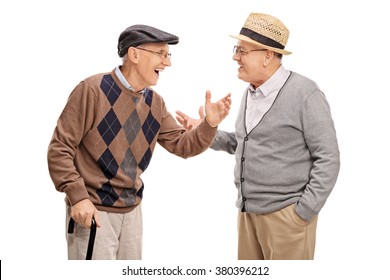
[265,50,274,60]
[128,47,139,63]
[263,50,275,67]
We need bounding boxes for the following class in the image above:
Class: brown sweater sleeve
[47,81,96,205]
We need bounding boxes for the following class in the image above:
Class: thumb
[198,106,205,119]
[205,90,211,106]
[93,210,101,228]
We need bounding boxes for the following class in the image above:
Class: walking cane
[67,217,97,260]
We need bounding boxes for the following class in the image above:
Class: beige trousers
[66,205,142,260]
[237,203,318,260]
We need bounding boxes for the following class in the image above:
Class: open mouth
[155,69,163,76]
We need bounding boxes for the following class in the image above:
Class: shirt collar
[248,65,290,97]
[115,66,146,94]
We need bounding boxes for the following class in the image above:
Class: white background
[1,0,389,279]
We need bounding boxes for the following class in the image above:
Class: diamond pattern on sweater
[98,108,122,146]
[97,181,119,206]
[136,184,144,199]
[94,75,162,207]
[100,74,121,106]
[132,96,139,105]
[143,89,153,107]
[142,111,160,144]
[97,148,119,180]
[123,110,141,144]
[139,147,152,171]
[120,148,137,182]
[120,187,137,206]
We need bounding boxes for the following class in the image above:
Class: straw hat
[230,13,291,55]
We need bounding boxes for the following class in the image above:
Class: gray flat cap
[117,24,179,57]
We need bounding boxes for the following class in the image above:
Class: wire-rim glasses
[137,47,172,59]
[233,45,267,56]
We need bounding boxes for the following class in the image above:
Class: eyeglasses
[137,47,172,59]
[233,45,267,56]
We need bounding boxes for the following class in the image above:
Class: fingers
[71,199,100,229]
[175,115,185,126]
[175,110,190,123]
[226,93,232,105]
[222,93,232,113]
[198,106,205,119]
[223,92,232,100]
[72,212,92,228]
[212,92,232,109]
[93,210,101,228]
[72,211,100,229]
[205,90,212,106]
[222,93,232,108]
[81,212,100,228]
[204,91,232,112]
[175,111,187,126]
[175,110,187,119]
[84,212,94,228]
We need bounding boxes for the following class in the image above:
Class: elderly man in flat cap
[47,24,232,260]
[176,13,340,260]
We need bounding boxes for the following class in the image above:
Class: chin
[151,77,159,86]
[237,73,247,82]
[147,80,157,87]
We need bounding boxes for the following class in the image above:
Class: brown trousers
[238,204,318,260]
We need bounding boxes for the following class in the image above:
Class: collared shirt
[245,65,290,132]
[115,66,146,94]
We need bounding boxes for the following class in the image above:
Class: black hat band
[240,27,285,50]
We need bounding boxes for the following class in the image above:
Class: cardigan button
[244,137,249,141]
[240,178,245,182]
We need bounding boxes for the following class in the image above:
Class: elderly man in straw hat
[47,24,232,260]
[176,13,340,259]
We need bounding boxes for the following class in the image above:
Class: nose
[163,56,172,66]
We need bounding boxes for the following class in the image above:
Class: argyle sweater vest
[48,69,216,213]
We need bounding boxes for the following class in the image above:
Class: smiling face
[136,42,172,86]
[123,42,172,91]
[233,40,282,88]
[232,40,270,88]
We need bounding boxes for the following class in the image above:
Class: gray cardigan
[211,72,340,222]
